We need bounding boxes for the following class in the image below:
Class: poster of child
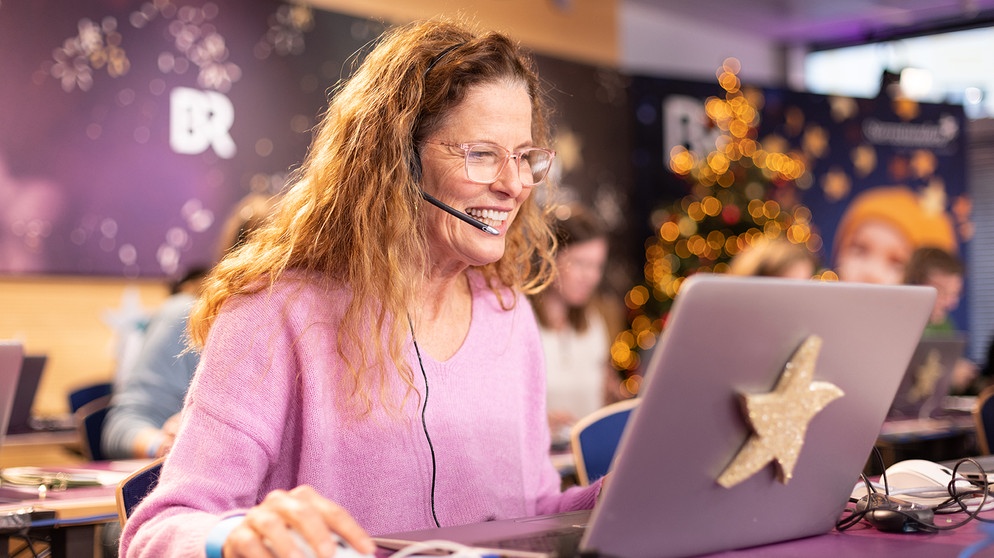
[832,185,958,285]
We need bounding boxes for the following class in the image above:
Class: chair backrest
[116,457,165,524]
[75,394,112,461]
[974,386,994,454]
[570,398,640,485]
[68,382,113,414]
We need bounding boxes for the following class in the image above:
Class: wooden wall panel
[303,0,618,66]
[0,277,169,415]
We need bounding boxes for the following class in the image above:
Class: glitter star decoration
[717,335,844,488]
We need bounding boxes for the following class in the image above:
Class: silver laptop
[0,341,25,444]
[375,275,935,558]
[887,334,967,420]
[6,354,48,435]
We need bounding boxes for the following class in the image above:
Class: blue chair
[75,394,112,461]
[569,398,640,485]
[973,386,994,454]
[68,382,113,414]
[115,457,165,523]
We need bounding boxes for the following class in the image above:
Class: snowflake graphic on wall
[256,3,314,59]
[48,17,130,92]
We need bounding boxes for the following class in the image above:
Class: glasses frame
[425,141,556,186]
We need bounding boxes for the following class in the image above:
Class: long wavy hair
[188,18,557,412]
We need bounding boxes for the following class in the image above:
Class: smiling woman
[119,18,603,558]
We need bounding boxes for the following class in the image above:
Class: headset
[412,41,499,237]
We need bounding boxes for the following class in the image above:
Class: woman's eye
[468,147,501,164]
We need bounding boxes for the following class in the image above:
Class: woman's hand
[222,485,375,557]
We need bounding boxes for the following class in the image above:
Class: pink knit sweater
[120,271,601,557]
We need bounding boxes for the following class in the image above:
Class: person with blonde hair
[121,19,602,558]
[727,237,818,280]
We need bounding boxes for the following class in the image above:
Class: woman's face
[419,81,534,272]
[555,237,609,306]
[835,219,913,285]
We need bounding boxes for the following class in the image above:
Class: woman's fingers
[225,506,289,557]
[290,486,375,555]
[221,487,375,558]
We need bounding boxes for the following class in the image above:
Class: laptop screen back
[0,341,25,444]
[887,335,966,420]
[582,276,935,557]
[6,354,48,435]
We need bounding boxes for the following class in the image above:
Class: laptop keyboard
[477,526,584,557]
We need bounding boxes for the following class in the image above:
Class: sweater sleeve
[103,294,199,459]
[504,288,604,515]
[120,287,304,558]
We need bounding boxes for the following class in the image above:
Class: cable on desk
[838,453,993,535]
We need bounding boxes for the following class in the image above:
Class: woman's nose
[489,160,525,198]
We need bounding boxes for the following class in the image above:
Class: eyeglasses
[426,141,556,186]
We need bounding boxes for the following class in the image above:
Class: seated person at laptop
[903,247,965,335]
[120,19,603,558]
[102,194,274,459]
[902,246,977,394]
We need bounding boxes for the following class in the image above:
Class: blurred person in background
[903,246,977,394]
[727,237,818,280]
[530,203,625,447]
[102,193,275,459]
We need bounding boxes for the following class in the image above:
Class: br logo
[169,87,236,159]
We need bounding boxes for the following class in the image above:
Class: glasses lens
[464,145,554,185]
[519,149,553,186]
[465,145,504,183]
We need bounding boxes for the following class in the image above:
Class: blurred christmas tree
[610,59,830,390]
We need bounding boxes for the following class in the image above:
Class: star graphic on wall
[553,128,582,174]
[717,336,844,488]
[802,125,828,159]
[828,96,858,121]
[821,168,851,202]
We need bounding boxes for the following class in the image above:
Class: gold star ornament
[717,335,844,488]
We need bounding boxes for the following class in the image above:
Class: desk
[0,485,117,558]
[698,518,990,557]
[872,415,978,474]
[375,516,994,557]
[0,431,84,468]
[0,461,148,558]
